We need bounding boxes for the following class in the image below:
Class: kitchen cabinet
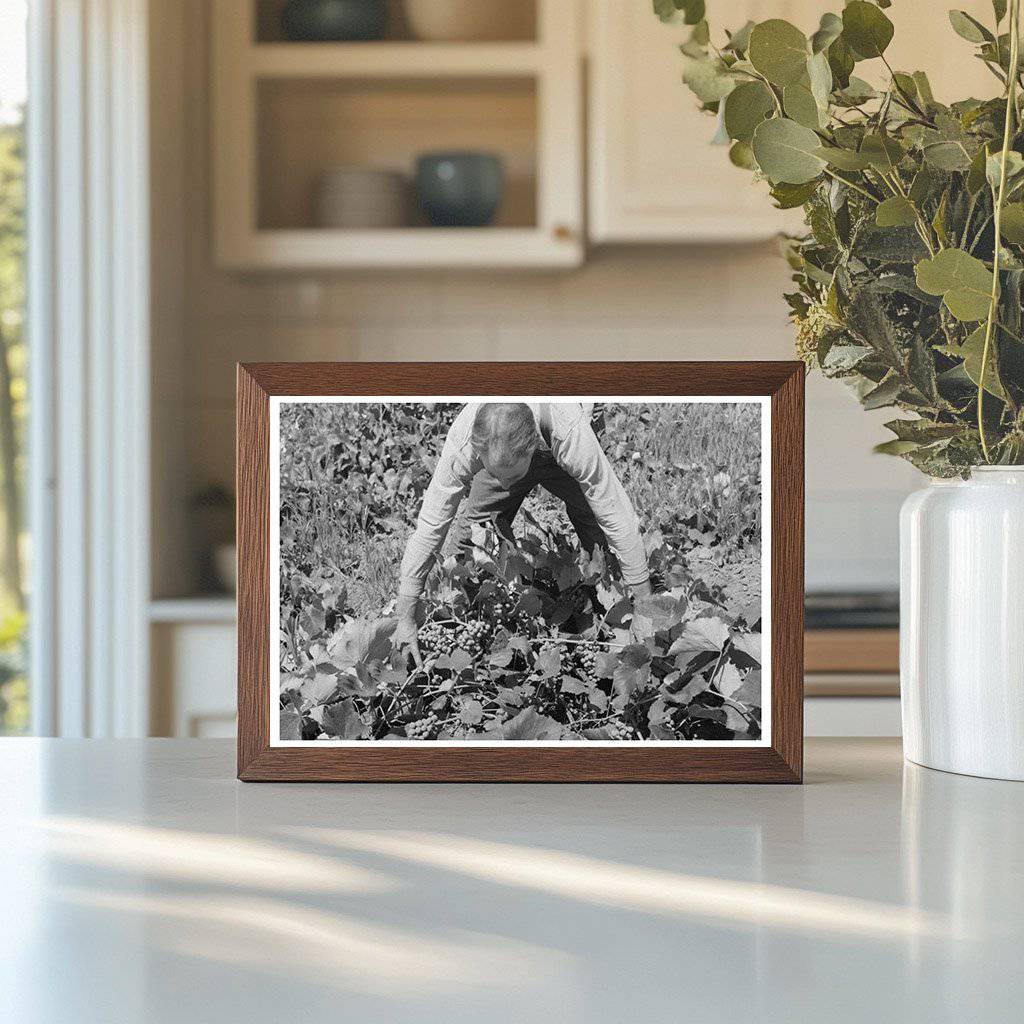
[212,0,583,269]
[587,1,811,243]
[587,0,999,244]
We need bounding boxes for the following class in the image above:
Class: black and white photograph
[271,396,769,745]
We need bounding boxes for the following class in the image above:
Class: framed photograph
[237,362,804,782]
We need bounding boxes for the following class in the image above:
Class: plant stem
[821,167,879,203]
[979,0,1021,462]
[750,69,783,116]
[880,54,930,121]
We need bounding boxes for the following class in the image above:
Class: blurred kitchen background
[1,0,998,740]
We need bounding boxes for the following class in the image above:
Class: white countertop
[1,738,1021,1023]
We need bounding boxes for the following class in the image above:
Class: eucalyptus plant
[658,0,1024,474]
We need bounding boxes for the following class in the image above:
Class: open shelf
[213,0,581,268]
[254,0,538,45]
[257,76,537,232]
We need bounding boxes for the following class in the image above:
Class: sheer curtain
[28,0,150,737]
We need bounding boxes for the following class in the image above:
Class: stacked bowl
[314,167,409,229]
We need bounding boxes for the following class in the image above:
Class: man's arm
[553,418,650,591]
[398,410,475,599]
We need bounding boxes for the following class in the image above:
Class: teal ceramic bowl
[415,152,505,228]
[280,0,388,42]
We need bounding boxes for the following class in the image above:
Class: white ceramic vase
[900,467,1024,781]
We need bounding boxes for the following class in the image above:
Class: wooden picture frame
[237,362,804,782]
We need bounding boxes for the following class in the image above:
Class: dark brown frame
[237,362,804,782]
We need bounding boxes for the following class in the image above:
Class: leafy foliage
[278,402,763,742]
[0,110,27,735]
[666,0,1024,475]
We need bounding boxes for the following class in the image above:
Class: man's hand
[395,595,423,668]
[628,579,654,640]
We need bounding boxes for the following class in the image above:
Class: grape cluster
[456,619,491,655]
[419,618,491,657]
[606,721,635,740]
[419,621,457,655]
[566,642,599,683]
[485,584,535,633]
[405,713,438,739]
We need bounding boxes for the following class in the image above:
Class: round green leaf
[842,1,894,59]
[914,249,994,321]
[958,325,1007,398]
[748,19,810,86]
[999,202,1024,243]
[860,133,905,172]
[811,12,843,54]
[948,10,993,44]
[728,140,757,169]
[837,75,877,104]
[770,179,820,209]
[783,83,821,128]
[923,141,973,172]
[724,20,755,53]
[875,196,918,228]
[814,145,872,170]
[807,51,833,108]
[828,34,855,88]
[752,117,826,184]
[681,54,736,103]
[654,0,705,25]
[724,80,775,142]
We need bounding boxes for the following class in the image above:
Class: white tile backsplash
[178,250,917,593]
[806,490,906,592]
[156,0,918,596]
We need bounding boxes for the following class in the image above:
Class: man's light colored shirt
[398,402,649,598]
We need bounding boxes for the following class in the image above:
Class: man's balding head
[471,403,539,486]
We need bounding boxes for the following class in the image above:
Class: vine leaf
[322,698,368,740]
[495,707,564,740]
[668,616,729,667]
[280,709,302,741]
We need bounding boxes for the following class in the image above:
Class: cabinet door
[588,1,1003,245]
[588,1,814,243]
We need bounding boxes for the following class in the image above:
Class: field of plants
[277,401,764,742]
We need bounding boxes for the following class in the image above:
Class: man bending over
[396,402,651,665]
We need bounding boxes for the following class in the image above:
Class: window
[0,0,28,734]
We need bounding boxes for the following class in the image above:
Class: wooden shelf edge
[248,41,544,79]
[217,227,583,270]
[805,673,900,698]
[805,628,899,675]
[150,598,237,624]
